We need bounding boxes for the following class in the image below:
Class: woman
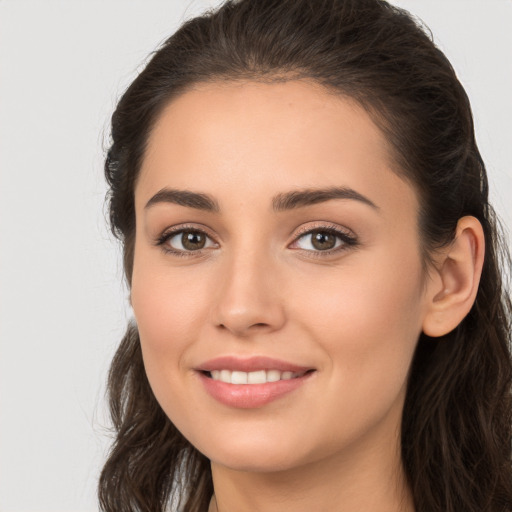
[99,0,512,511]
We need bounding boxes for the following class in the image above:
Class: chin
[192,430,311,473]
[209,451,305,474]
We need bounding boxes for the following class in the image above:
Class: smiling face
[131,80,430,473]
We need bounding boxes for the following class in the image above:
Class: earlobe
[422,216,485,337]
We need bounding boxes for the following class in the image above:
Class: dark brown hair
[99,1,512,511]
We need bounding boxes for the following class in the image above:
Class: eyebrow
[144,186,378,212]
[272,186,378,212]
[145,188,220,212]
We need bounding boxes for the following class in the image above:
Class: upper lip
[196,356,315,373]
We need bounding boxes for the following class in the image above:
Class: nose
[212,247,286,338]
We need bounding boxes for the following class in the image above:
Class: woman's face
[131,80,431,472]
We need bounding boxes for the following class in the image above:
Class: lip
[196,355,314,373]
[196,369,316,409]
[195,356,317,408]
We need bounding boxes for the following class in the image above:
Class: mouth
[200,368,316,385]
[195,356,316,406]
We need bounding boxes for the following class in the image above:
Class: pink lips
[195,356,316,409]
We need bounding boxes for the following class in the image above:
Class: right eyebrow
[145,188,220,212]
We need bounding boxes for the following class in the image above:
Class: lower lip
[197,371,316,409]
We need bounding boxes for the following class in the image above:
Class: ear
[422,216,485,337]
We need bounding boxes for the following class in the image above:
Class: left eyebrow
[272,186,379,212]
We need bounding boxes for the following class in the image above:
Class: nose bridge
[212,234,285,336]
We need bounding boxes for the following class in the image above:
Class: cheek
[303,242,424,335]
[130,256,212,372]
[130,262,214,435]
[292,248,424,411]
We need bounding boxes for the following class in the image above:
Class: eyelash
[155,223,359,259]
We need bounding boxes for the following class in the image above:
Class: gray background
[0,1,510,510]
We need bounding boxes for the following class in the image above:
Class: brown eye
[181,231,207,250]
[310,231,337,250]
[163,229,217,254]
[292,226,357,254]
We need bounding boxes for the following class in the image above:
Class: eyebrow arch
[145,188,220,212]
[272,186,379,212]
[144,186,378,212]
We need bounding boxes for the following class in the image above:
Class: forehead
[136,79,417,217]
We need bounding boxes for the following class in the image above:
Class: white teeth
[231,371,248,384]
[208,369,304,384]
[247,370,267,384]
[266,369,281,382]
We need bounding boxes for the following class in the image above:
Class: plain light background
[0,1,510,511]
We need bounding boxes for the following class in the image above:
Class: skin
[130,80,483,512]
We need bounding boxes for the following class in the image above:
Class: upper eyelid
[158,223,218,241]
[293,223,355,239]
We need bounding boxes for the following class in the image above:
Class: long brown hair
[99,1,512,511]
